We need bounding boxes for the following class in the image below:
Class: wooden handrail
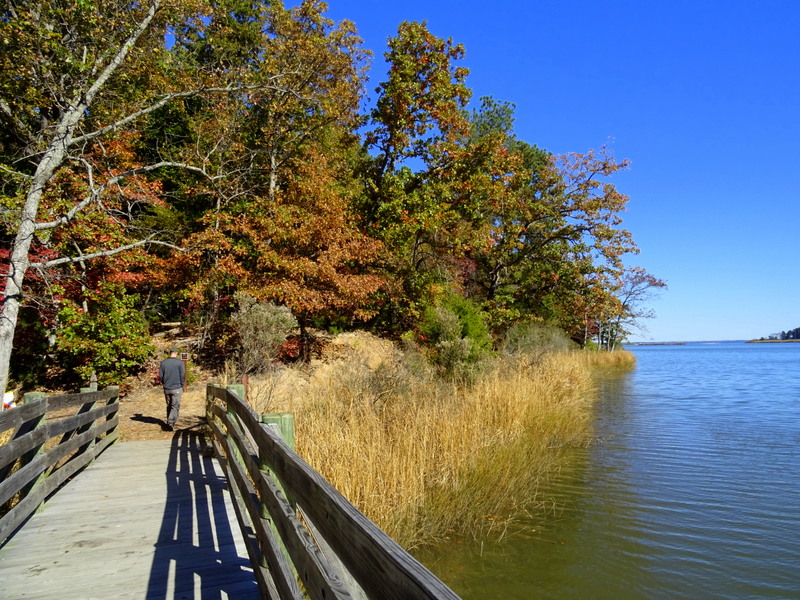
[0,387,120,546]
[206,384,462,600]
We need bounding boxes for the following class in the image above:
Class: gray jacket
[159,357,185,391]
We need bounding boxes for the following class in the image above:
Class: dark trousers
[164,388,183,426]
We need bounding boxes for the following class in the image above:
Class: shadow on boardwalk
[147,430,258,599]
[0,431,258,599]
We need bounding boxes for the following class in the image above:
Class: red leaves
[277,336,302,362]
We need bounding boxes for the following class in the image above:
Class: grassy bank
[579,348,637,370]
[249,340,634,549]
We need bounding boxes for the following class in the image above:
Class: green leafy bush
[55,284,154,387]
[417,294,492,380]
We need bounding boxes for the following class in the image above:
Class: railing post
[260,414,298,518]
[224,385,247,465]
[104,386,120,445]
[205,383,216,429]
[225,384,246,401]
[260,413,369,600]
[81,372,98,393]
[20,392,47,506]
[224,385,247,467]
[260,414,295,508]
[255,411,273,575]
[261,413,295,451]
[257,413,300,585]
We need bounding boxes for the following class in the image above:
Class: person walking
[159,348,185,431]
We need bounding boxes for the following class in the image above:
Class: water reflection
[418,344,800,599]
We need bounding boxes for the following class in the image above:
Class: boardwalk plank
[0,433,259,599]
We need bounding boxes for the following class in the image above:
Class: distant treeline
[763,328,800,340]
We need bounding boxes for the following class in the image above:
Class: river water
[418,342,800,599]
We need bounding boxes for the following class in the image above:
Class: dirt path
[117,380,211,442]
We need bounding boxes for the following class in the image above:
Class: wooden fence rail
[206,384,461,600]
[0,386,120,546]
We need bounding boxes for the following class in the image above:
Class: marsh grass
[249,339,618,549]
[580,349,637,370]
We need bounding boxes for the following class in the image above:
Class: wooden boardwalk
[0,432,259,599]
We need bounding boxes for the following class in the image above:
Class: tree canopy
[0,1,664,390]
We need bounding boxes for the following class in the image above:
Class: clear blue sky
[318,0,799,342]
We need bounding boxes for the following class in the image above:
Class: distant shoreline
[625,339,800,346]
[625,342,687,346]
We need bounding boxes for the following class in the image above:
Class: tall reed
[580,348,637,370]
[252,344,607,549]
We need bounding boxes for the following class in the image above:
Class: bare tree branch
[72,1,162,122]
[0,163,32,180]
[30,238,185,269]
[69,79,302,148]
[34,160,222,231]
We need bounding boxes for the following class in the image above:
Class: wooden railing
[206,384,461,600]
[0,386,120,546]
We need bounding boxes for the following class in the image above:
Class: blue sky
[318,0,799,342]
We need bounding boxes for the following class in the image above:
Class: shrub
[231,293,298,374]
[417,294,493,380]
[500,322,576,363]
[55,283,154,387]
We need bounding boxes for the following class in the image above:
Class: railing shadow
[146,429,259,599]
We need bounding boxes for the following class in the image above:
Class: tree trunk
[486,263,504,301]
[269,150,279,203]
[0,0,161,393]
[0,119,75,393]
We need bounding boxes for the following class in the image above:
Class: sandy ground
[116,379,212,442]
[112,330,393,442]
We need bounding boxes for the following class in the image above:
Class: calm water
[418,342,800,599]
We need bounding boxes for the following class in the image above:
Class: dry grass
[579,348,637,370]
[249,338,606,549]
[1,337,635,549]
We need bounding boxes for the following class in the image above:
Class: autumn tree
[359,20,473,329]
[0,0,299,391]
[360,28,643,342]
[454,98,640,335]
[234,137,385,357]
[152,1,381,359]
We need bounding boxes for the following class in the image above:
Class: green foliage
[231,293,298,374]
[0,0,657,388]
[417,294,492,379]
[430,293,492,349]
[55,284,154,387]
[583,339,600,352]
